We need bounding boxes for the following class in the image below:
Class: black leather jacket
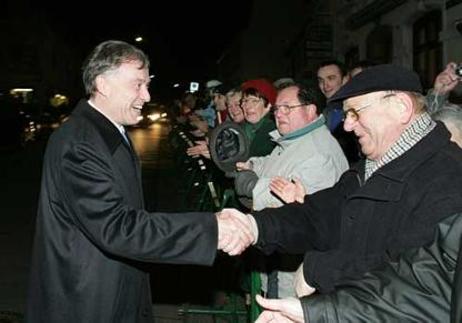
[302,212,462,322]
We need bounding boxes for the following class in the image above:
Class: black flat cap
[329,64,423,103]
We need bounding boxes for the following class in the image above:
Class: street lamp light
[135,36,143,42]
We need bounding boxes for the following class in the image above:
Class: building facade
[222,0,461,98]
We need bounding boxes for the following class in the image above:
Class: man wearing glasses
[232,82,348,298]
[220,65,462,322]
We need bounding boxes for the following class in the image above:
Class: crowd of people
[25,39,462,323]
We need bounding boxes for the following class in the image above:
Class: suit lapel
[73,100,144,208]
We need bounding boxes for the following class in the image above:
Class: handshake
[216,208,258,255]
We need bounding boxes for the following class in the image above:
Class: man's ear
[306,104,317,116]
[394,93,414,124]
[95,75,109,97]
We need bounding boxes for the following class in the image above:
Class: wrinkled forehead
[106,59,149,76]
[227,92,242,102]
[276,86,299,103]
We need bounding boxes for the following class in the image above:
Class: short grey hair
[225,88,242,102]
[82,40,150,96]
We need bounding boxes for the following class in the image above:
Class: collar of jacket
[349,122,452,201]
[271,114,326,143]
[243,112,272,138]
[72,99,125,154]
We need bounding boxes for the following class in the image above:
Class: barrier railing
[169,125,262,322]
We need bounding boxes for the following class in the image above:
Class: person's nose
[274,108,285,119]
[140,86,150,102]
[343,115,355,132]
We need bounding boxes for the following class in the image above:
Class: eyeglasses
[272,103,306,115]
[342,93,395,122]
[240,98,262,107]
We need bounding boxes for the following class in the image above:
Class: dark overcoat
[253,122,462,293]
[26,100,217,323]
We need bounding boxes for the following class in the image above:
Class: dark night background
[1,0,460,107]
[1,1,461,321]
[31,1,253,98]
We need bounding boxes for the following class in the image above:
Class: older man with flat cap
[220,64,462,322]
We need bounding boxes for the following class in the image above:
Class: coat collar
[270,115,326,143]
[72,99,125,154]
[354,122,452,183]
[346,122,452,202]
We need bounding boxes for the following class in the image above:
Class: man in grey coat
[25,40,251,323]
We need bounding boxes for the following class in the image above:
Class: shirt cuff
[247,214,259,244]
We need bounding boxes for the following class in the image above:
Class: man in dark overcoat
[26,40,251,323]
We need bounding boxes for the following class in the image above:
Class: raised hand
[216,208,256,256]
[255,295,304,323]
[433,62,461,95]
[293,263,316,297]
[270,177,306,204]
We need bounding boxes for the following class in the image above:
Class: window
[366,25,393,64]
[413,10,442,90]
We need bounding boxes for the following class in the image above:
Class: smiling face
[226,92,244,123]
[95,60,151,126]
[317,64,348,99]
[342,92,405,160]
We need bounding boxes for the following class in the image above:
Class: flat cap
[329,64,423,103]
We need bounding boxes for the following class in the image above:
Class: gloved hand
[234,170,258,198]
[225,171,238,178]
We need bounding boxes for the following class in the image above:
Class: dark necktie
[121,129,131,147]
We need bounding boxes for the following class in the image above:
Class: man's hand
[236,161,252,171]
[255,295,305,323]
[294,263,316,297]
[433,62,461,95]
[186,140,210,159]
[234,170,259,198]
[216,208,256,255]
[270,177,306,204]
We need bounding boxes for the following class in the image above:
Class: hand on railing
[186,140,210,159]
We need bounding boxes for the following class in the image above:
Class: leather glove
[234,170,258,198]
[225,171,238,178]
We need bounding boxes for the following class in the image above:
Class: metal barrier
[169,125,262,322]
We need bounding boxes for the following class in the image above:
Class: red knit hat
[241,79,277,105]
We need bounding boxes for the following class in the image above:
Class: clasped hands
[216,208,257,255]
